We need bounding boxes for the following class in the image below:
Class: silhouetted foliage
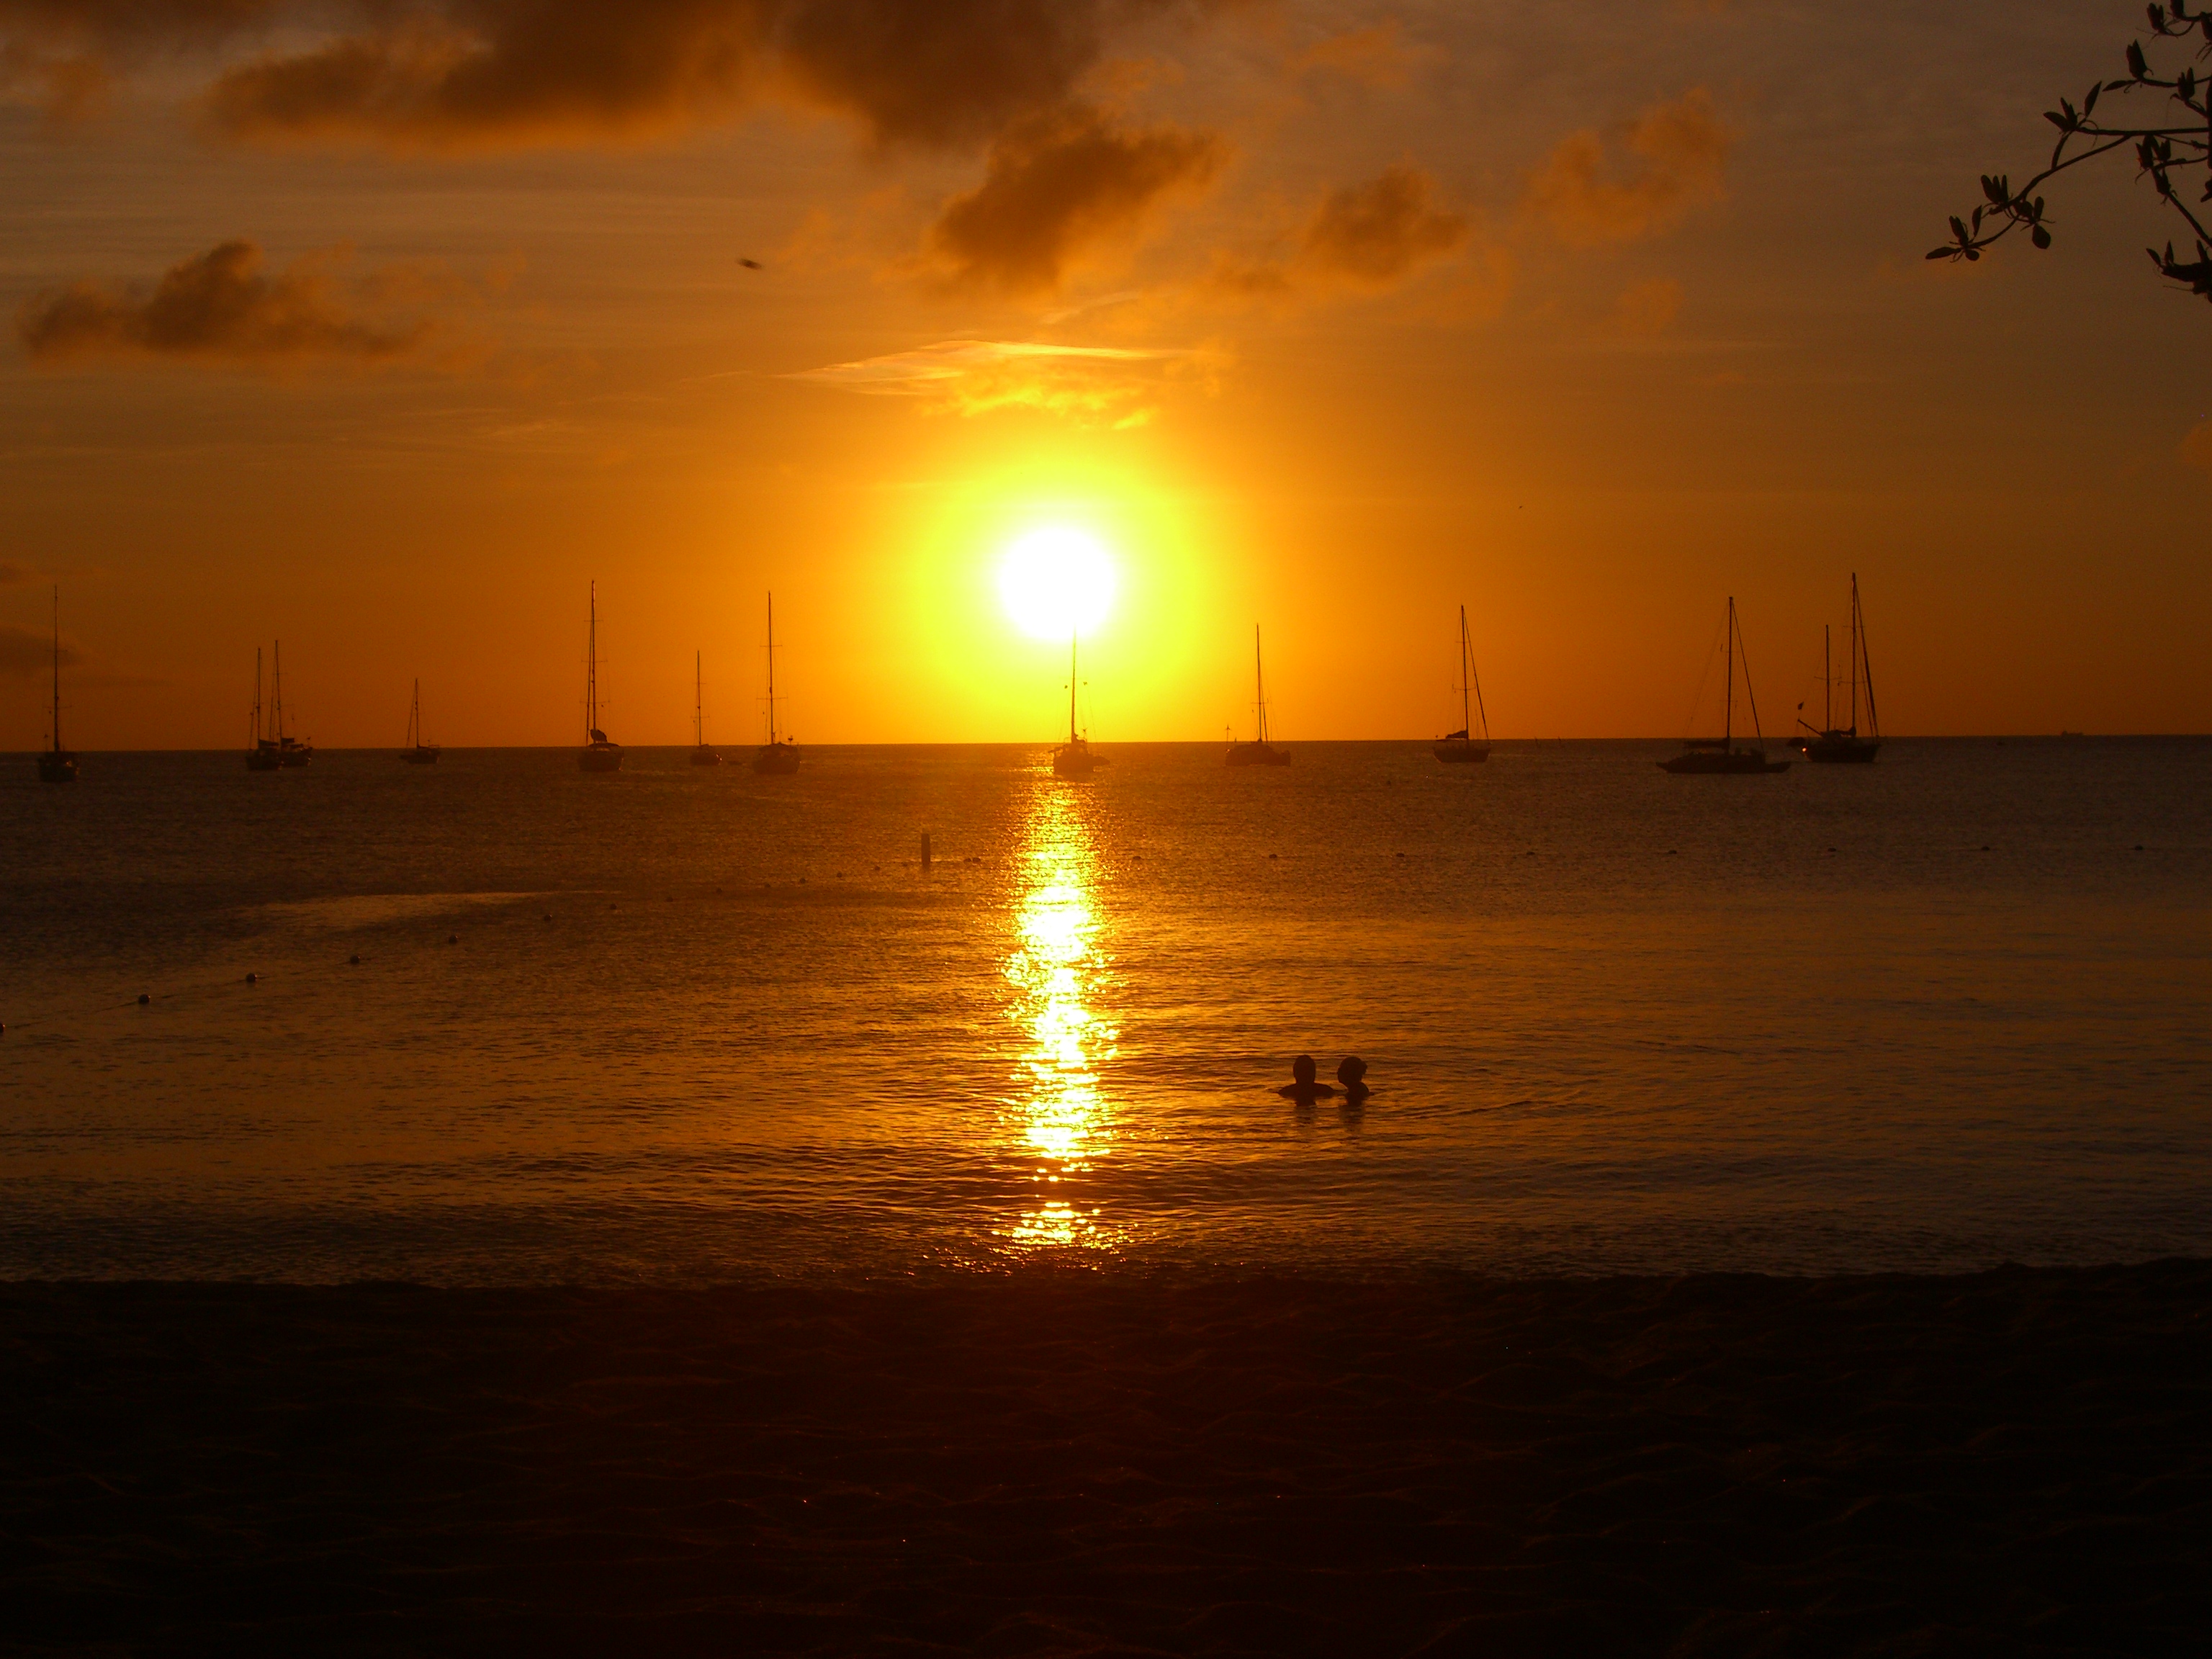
[1930,4,2211,302]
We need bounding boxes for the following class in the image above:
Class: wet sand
[6,1263,2208,1655]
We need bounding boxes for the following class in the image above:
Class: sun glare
[998,527,1117,642]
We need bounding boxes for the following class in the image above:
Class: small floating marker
[448,932,459,943]
[799,876,807,884]
[137,993,150,1005]
[1267,853,1279,860]
[1665,849,1678,855]
[245,971,258,984]
[966,855,981,865]
[1981,845,1992,852]
[921,833,932,871]
[542,913,552,922]
[1394,852,1406,859]
[2134,843,2146,851]
[349,954,361,966]
[835,872,845,879]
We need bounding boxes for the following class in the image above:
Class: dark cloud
[2,1,1221,150]
[1300,163,1467,285]
[0,561,32,584]
[17,240,429,365]
[929,102,1226,293]
[1521,87,1733,248]
[1206,163,1470,304]
[0,624,84,676]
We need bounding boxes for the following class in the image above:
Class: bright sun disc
[999,527,1117,642]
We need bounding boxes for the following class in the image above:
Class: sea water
[2,739,2207,1282]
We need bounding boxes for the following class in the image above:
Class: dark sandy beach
[6,1262,2208,1656]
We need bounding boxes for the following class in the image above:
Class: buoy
[1394,852,1406,859]
[922,832,932,871]
[2135,843,2146,851]
[137,994,150,1005]
[448,933,459,943]
[542,913,552,922]
[1981,845,1992,852]
[1267,853,1279,860]
[349,955,360,966]
[246,971,258,984]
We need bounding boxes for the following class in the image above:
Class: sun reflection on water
[1000,784,1118,1246]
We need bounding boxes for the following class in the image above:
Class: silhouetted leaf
[2128,41,2149,77]
[2032,225,2053,248]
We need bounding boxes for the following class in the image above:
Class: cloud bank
[0,0,1227,151]
[17,240,431,365]
[1210,163,1471,302]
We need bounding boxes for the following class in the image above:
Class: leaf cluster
[1929,3,2212,302]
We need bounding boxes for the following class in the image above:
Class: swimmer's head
[1292,1054,1317,1085]
[1337,1056,1367,1087]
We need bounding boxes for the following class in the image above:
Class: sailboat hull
[580,743,622,773]
[1051,743,1094,779]
[38,751,77,783]
[403,747,440,765]
[1798,734,1880,763]
[691,747,723,767]
[1225,742,1290,767]
[752,742,800,775]
[1432,739,1489,763]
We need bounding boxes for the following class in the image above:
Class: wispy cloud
[788,338,1215,426]
[0,623,83,676]
[1207,163,1474,305]
[1521,87,1734,247]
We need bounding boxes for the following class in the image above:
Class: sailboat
[1051,631,1097,779]
[1225,626,1290,766]
[37,586,77,783]
[689,651,722,766]
[1433,604,1491,763]
[247,647,282,770]
[402,679,439,763]
[752,593,799,775]
[1793,573,1881,763]
[1660,597,1790,773]
[269,642,313,767]
[580,582,622,772]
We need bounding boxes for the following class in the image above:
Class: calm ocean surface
[2,739,2207,1284]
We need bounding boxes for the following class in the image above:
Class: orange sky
[2,1,2207,748]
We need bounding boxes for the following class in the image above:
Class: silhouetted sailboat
[752,593,799,775]
[580,582,621,773]
[247,647,282,771]
[1225,626,1290,766]
[1052,632,1097,779]
[402,678,439,763]
[1433,603,1491,763]
[1661,597,1789,774]
[271,641,313,768]
[1793,573,1881,763]
[690,650,722,766]
[37,586,76,783]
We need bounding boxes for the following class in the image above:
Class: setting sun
[998,527,1118,642]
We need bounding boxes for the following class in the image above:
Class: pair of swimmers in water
[1276,1054,1369,1105]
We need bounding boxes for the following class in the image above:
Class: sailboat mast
[1823,624,1833,731]
[1069,633,1080,743]
[1847,580,1858,733]
[253,647,264,745]
[1724,599,1735,750]
[1459,606,1471,736]
[585,583,598,739]
[1853,572,1878,739]
[765,593,778,745]
[1254,625,1266,744]
[695,650,703,747]
[273,640,285,742]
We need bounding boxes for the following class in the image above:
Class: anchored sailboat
[1225,626,1290,766]
[247,647,281,770]
[580,582,621,772]
[270,642,313,767]
[1660,597,1789,774]
[690,650,722,766]
[1051,632,1097,779]
[402,679,439,763]
[37,586,76,783]
[752,593,799,775]
[1433,604,1491,763]
[1793,573,1881,763]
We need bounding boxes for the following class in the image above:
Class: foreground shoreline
[8,1262,2209,1655]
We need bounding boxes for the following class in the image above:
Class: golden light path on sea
[1001,777,1120,1250]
